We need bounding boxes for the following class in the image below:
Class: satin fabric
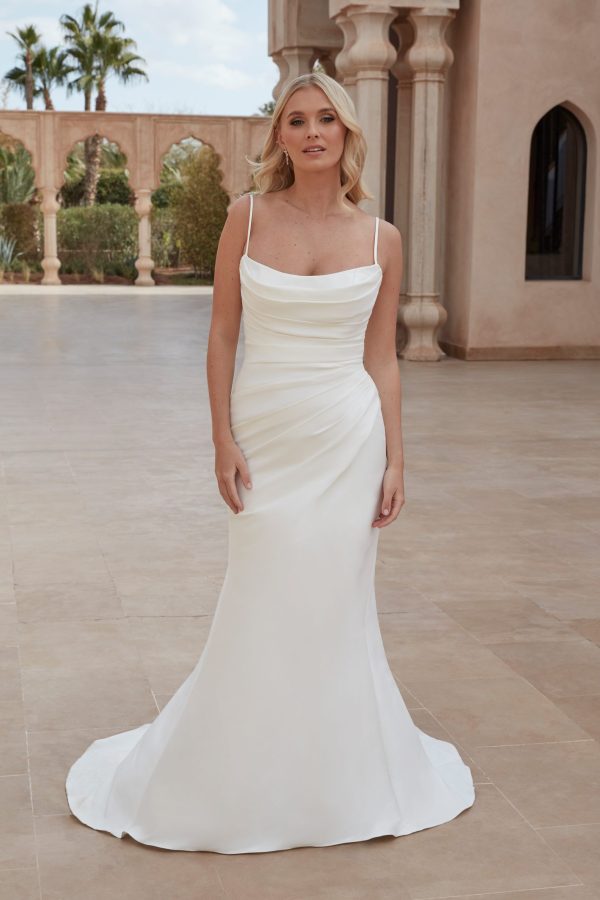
[65,194,475,853]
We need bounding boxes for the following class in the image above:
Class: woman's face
[276,85,347,173]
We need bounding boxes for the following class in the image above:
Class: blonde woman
[66,72,475,854]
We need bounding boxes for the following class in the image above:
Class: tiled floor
[1,286,599,900]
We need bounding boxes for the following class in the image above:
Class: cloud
[0,15,65,48]
[114,0,255,62]
[151,59,271,91]
[0,0,274,115]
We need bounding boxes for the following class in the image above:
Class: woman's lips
[303,147,325,153]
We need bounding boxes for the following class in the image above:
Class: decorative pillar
[390,17,414,355]
[332,13,358,104]
[272,47,317,101]
[40,186,61,285]
[400,7,455,360]
[337,5,397,216]
[134,188,155,287]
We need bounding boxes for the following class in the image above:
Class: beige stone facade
[270,0,600,360]
[1,0,598,359]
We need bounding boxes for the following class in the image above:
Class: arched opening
[60,135,134,208]
[525,105,587,280]
[0,130,40,283]
[58,135,136,283]
[152,136,229,286]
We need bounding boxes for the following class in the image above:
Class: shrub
[95,171,135,206]
[59,170,135,208]
[171,145,229,277]
[0,201,40,262]
[150,205,181,268]
[56,203,138,277]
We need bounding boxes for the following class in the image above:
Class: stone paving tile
[0,289,598,898]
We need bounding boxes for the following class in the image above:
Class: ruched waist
[242,338,365,365]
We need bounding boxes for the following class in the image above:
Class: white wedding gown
[65,192,475,854]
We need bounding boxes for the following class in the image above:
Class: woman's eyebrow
[286,107,335,118]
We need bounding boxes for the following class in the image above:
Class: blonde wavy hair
[245,72,373,204]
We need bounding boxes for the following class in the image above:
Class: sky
[0,0,278,117]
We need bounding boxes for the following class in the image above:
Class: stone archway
[0,110,269,285]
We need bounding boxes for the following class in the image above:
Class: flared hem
[65,716,477,855]
[65,776,476,855]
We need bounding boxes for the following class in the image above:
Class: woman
[65,71,475,854]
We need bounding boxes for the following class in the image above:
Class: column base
[41,257,61,285]
[398,293,447,361]
[134,257,155,286]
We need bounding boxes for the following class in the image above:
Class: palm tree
[91,32,147,112]
[0,142,36,203]
[32,45,76,110]
[4,25,43,109]
[61,4,123,111]
[60,2,147,205]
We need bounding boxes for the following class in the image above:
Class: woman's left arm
[363,220,404,528]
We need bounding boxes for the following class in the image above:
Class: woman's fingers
[217,476,238,513]
[218,471,243,513]
[238,463,252,490]
[372,491,404,527]
[215,441,252,514]
[229,473,244,512]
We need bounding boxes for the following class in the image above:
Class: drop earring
[282,146,290,166]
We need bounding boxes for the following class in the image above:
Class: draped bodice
[238,192,383,366]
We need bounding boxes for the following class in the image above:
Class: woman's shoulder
[376,217,403,272]
[377,216,402,243]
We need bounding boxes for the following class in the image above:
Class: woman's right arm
[206,193,252,514]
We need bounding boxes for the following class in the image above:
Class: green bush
[59,171,135,208]
[56,203,139,276]
[0,201,40,262]
[151,181,183,210]
[95,171,135,206]
[171,146,229,277]
[150,205,181,267]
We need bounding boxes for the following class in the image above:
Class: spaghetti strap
[373,216,380,266]
[244,192,254,256]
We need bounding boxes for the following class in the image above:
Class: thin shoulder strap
[373,216,380,266]
[244,192,254,256]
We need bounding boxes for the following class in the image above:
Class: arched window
[525,106,586,279]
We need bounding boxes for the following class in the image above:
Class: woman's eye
[290,116,335,126]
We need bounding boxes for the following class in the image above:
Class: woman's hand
[372,461,405,528]
[214,437,252,514]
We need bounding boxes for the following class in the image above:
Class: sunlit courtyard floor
[1,285,599,899]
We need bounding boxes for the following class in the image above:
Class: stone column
[333,13,358,104]
[335,5,397,216]
[134,189,155,287]
[272,47,317,101]
[400,7,455,360]
[40,187,61,285]
[390,17,414,355]
[391,18,412,246]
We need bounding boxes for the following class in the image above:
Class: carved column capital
[332,13,358,90]
[271,47,317,102]
[405,7,455,83]
[40,186,60,216]
[345,6,397,79]
[134,188,153,219]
